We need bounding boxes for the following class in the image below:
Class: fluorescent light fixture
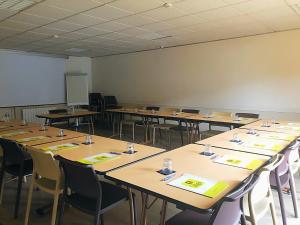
[0,0,41,12]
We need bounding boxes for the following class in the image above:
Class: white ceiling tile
[42,0,111,12]
[109,0,162,13]
[141,6,186,20]
[75,27,111,36]
[46,21,85,32]
[64,14,107,26]
[92,21,130,31]
[100,31,131,40]
[0,20,37,31]
[119,27,150,36]
[196,6,242,21]
[234,0,286,14]
[116,15,157,27]
[173,0,226,14]
[83,5,133,20]
[24,4,75,19]
[16,32,51,41]
[0,9,16,20]
[31,26,67,35]
[166,15,205,27]
[9,13,56,26]
[140,21,177,31]
[60,31,93,40]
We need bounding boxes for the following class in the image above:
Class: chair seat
[121,120,139,125]
[201,130,224,138]
[5,159,33,176]
[66,182,128,215]
[270,172,289,189]
[166,210,211,225]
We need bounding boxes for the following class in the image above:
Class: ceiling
[0,0,300,57]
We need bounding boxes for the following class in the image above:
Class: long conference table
[0,117,299,225]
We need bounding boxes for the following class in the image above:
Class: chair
[165,174,258,225]
[104,96,120,109]
[201,112,232,140]
[152,108,180,148]
[0,138,33,218]
[170,109,200,145]
[269,141,300,225]
[89,93,104,113]
[55,155,130,225]
[47,109,70,127]
[235,113,259,119]
[243,154,283,225]
[24,148,62,225]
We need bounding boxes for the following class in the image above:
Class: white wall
[65,56,92,92]
[92,29,300,120]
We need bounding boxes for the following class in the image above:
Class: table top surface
[106,144,270,211]
[196,128,295,156]
[0,120,39,131]
[106,108,259,125]
[36,110,100,119]
[241,120,300,135]
[0,126,85,146]
[32,135,165,174]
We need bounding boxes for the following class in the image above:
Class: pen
[161,173,176,182]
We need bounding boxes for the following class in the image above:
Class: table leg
[128,187,136,225]
[159,200,168,225]
[141,193,149,225]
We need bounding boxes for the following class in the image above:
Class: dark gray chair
[171,109,200,145]
[0,138,33,218]
[166,174,258,225]
[55,155,130,225]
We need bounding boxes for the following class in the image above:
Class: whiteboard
[66,73,89,106]
[0,50,65,107]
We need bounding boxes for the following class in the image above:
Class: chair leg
[57,195,65,225]
[14,174,24,218]
[289,170,299,218]
[94,213,101,225]
[153,127,156,146]
[24,179,35,225]
[100,214,104,225]
[270,197,278,225]
[240,214,247,225]
[0,166,5,204]
[119,122,123,140]
[132,124,135,143]
[274,170,287,225]
[51,193,60,225]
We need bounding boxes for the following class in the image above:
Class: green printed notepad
[41,143,79,152]
[168,173,229,198]
[78,153,120,165]
[214,155,263,170]
[17,135,49,143]
[0,130,29,137]
[258,133,295,141]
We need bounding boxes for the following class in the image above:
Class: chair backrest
[49,109,67,114]
[104,96,118,107]
[209,174,259,225]
[181,109,199,114]
[89,93,103,105]
[0,138,30,165]
[146,106,160,111]
[212,112,231,117]
[288,141,300,173]
[27,147,60,181]
[249,154,284,203]
[235,113,259,119]
[55,155,101,199]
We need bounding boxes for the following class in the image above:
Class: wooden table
[196,128,296,156]
[0,120,39,131]
[241,120,300,135]
[36,110,100,134]
[0,126,85,146]
[106,144,270,225]
[32,135,165,175]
